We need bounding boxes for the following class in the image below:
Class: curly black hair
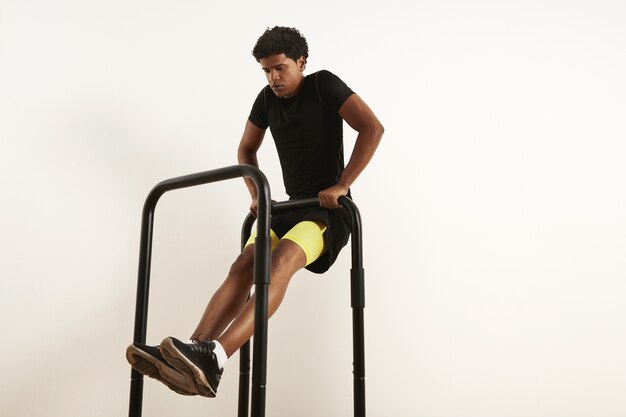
[252,26,309,63]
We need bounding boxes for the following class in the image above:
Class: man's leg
[126,246,258,396]
[159,239,306,396]
[202,219,326,356]
[191,244,256,341]
[217,238,307,356]
[158,220,325,396]
[190,228,281,341]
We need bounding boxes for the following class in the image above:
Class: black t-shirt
[247,70,355,273]
[248,70,354,198]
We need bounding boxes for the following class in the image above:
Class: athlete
[126,26,384,397]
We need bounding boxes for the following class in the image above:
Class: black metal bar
[238,213,256,417]
[250,204,272,417]
[129,198,156,417]
[271,198,319,213]
[129,164,271,417]
[339,196,366,417]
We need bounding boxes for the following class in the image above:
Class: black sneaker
[160,337,223,398]
[125,343,198,396]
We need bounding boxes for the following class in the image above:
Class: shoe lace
[190,340,214,355]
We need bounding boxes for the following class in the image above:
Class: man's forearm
[339,125,384,189]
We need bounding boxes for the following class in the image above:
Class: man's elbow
[238,146,256,164]
[368,120,384,143]
[375,121,385,138]
[237,146,248,163]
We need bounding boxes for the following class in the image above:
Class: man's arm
[318,94,384,209]
[237,120,267,216]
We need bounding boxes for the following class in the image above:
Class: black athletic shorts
[270,202,352,274]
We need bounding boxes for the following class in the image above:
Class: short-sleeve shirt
[248,70,355,273]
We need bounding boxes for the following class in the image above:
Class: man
[126,26,383,397]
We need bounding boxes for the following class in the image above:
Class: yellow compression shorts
[245,220,327,266]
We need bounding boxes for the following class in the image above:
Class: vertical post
[238,213,255,417]
[339,197,366,417]
[129,196,160,417]
[250,198,271,417]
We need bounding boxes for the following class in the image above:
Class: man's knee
[271,240,307,273]
[229,246,255,277]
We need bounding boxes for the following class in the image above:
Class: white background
[1,1,625,416]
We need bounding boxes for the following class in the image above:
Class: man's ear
[298,56,307,71]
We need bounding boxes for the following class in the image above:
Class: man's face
[260,53,305,98]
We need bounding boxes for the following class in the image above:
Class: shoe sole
[160,337,217,397]
[126,344,197,396]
